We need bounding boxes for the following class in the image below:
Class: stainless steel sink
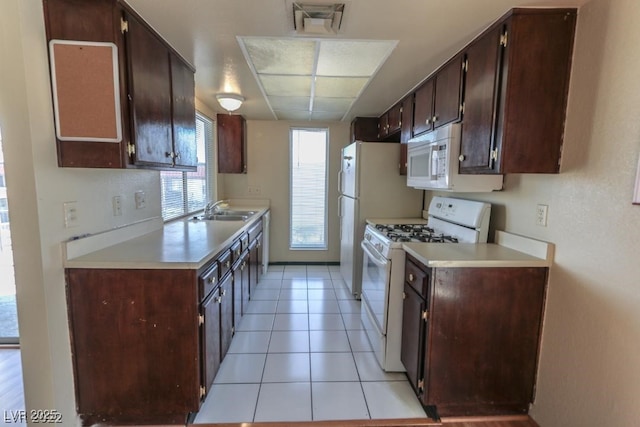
[195,214,249,221]
[192,208,257,222]
[214,210,257,216]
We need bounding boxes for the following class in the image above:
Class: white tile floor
[193,264,428,424]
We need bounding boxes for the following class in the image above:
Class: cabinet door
[170,54,197,170]
[233,261,243,331]
[401,283,426,395]
[219,274,234,361]
[233,251,250,325]
[256,232,264,284]
[43,0,126,168]
[413,79,434,136]
[350,117,379,142]
[459,26,503,174]
[387,103,402,135]
[248,241,258,298]
[201,288,221,396]
[217,114,246,173]
[241,255,250,315]
[125,12,173,167]
[399,95,413,175]
[425,267,547,414]
[378,113,389,139]
[433,55,463,129]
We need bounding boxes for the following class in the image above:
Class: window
[161,113,214,221]
[290,128,328,249]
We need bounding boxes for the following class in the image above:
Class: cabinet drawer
[231,240,242,263]
[199,263,218,301]
[248,221,262,242]
[405,259,429,299]
[240,232,249,253]
[218,249,232,279]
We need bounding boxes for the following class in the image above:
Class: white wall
[220,120,349,263]
[1,0,162,423]
[430,0,640,424]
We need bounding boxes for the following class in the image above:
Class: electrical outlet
[112,196,122,216]
[135,191,146,209]
[248,185,261,195]
[63,201,79,228]
[536,204,548,226]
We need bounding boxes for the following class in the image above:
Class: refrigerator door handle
[338,170,343,194]
[338,195,343,240]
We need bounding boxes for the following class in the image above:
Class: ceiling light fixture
[216,93,244,112]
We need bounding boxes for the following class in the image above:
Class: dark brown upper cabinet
[399,95,414,175]
[43,0,196,171]
[170,54,197,169]
[413,55,464,138]
[413,78,434,136]
[459,8,577,174]
[350,117,379,142]
[378,103,402,141]
[217,114,246,174]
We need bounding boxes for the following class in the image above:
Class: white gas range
[360,196,492,371]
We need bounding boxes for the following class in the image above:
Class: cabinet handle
[459,154,466,162]
[221,289,226,296]
[165,151,174,158]
[216,296,222,303]
[408,273,414,282]
[425,118,430,125]
[225,260,231,268]
[432,115,438,123]
[174,152,181,159]
[198,314,204,325]
[235,249,241,257]
[208,276,216,284]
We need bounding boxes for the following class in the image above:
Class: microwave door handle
[360,240,389,268]
[430,145,438,181]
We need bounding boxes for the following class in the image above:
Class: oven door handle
[361,240,389,268]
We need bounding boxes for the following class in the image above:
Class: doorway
[0,126,19,345]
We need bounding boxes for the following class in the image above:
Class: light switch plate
[64,201,79,228]
[135,191,146,209]
[536,204,548,226]
[112,196,122,216]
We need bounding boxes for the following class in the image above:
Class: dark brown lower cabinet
[66,268,200,425]
[233,253,249,328]
[219,273,233,361]
[201,283,221,400]
[401,254,548,417]
[65,215,266,425]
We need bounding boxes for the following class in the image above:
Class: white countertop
[64,206,269,270]
[403,231,555,268]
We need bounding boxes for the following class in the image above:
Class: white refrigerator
[338,142,423,298]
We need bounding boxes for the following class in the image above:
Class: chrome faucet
[203,200,229,217]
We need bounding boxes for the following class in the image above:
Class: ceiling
[126,0,587,122]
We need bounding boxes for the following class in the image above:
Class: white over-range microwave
[406,123,504,192]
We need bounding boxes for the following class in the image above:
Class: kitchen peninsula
[63,202,269,425]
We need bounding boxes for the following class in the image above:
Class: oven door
[360,239,391,335]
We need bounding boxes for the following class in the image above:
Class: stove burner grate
[374,223,460,243]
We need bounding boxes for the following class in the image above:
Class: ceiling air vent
[293,3,345,35]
